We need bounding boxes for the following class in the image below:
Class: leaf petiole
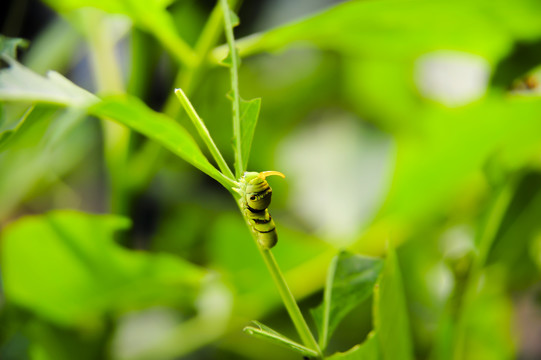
[174,88,235,180]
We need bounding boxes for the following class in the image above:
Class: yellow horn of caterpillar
[258,171,285,180]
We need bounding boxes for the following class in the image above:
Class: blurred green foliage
[1,0,541,359]
[311,252,383,350]
[2,210,205,325]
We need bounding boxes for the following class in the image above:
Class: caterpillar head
[244,171,285,210]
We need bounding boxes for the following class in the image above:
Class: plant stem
[83,10,131,215]
[258,246,323,358]
[319,255,338,349]
[129,248,334,359]
[151,28,197,69]
[174,88,235,180]
[82,11,123,94]
[452,180,515,360]
[221,0,323,341]
[143,13,197,68]
[162,0,240,117]
[220,0,243,178]
[133,0,241,194]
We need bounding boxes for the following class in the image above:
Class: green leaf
[42,0,175,15]
[243,321,319,358]
[218,47,240,68]
[0,106,32,151]
[0,107,91,219]
[327,332,381,360]
[0,35,28,58]
[0,58,97,107]
[373,96,541,237]
[239,97,261,170]
[311,251,383,350]
[1,210,206,326]
[488,175,541,288]
[229,8,240,28]
[0,106,57,153]
[223,0,541,63]
[89,95,234,188]
[374,246,414,360]
[0,59,234,187]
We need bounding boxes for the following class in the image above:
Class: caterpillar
[235,171,285,249]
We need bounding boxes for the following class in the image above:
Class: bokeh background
[1,0,541,359]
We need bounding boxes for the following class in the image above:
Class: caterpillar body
[236,171,285,249]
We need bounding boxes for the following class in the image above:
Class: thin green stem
[143,14,197,69]
[162,0,240,117]
[174,88,235,180]
[194,1,233,63]
[220,0,243,178]
[320,255,338,349]
[152,28,197,69]
[127,28,158,98]
[83,11,123,93]
[220,1,320,352]
[83,10,131,215]
[118,248,334,359]
[472,183,514,272]
[452,180,515,360]
[258,246,323,358]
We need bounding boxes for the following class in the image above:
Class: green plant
[2,0,541,359]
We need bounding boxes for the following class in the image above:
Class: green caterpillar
[236,171,285,249]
